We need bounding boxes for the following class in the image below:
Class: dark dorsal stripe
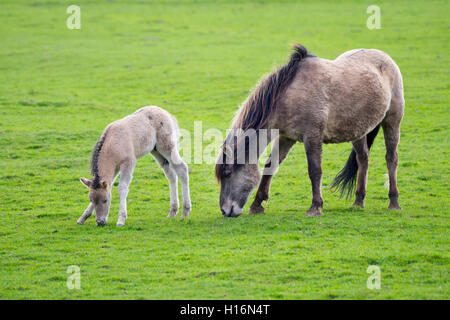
[90,127,109,189]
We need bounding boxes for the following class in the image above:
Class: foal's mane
[90,127,110,189]
[215,43,312,181]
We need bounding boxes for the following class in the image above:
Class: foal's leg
[249,137,296,214]
[352,137,369,208]
[77,202,94,224]
[382,118,402,210]
[151,150,179,218]
[168,150,191,217]
[304,136,323,216]
[117,160,136,226]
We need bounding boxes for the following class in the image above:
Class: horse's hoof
[77,219,85,225]
[305,208,322,216]
[116,222,125,227]
[388,204,402,210]
[351,203,364,209]
[249,204,265,215]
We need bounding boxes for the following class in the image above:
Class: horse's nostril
[221,209,226,215]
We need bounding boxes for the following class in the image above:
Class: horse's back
[278,49,401,143]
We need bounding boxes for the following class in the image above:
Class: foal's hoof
[116,222,125,227]
[249,204,265,215]
[305,207,322,217]
[168,209,178,218]
[181,205,191,218]
[76,219,85,225]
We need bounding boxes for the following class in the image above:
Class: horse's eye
[103,199,107,204]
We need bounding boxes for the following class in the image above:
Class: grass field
[0,0,448,299]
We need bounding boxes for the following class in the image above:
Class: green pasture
[0,0,448,299]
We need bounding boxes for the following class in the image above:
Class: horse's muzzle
[221,204,243,218]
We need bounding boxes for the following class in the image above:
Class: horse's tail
[331,124,382,199]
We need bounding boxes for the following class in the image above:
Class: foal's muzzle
[96,220,106,226]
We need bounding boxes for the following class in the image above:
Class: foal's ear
[80,177,92,188]
[101,181,108,189]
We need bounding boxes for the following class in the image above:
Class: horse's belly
[323,105,388,143]
[323,127,369,143]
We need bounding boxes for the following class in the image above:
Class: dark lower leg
[386,150,401,209]
[249,137,295,214]
[249,175,273,214]
[352,139,369,208]
[304,139,323,216]
[383,122,402,210]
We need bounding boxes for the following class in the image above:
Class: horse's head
[215,142,260,217]
[80,177,111,226]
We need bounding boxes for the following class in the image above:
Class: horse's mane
[233,43,310,131]
[90,127,110,189]
[215,43,312,181]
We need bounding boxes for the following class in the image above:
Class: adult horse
[215,44,404,217]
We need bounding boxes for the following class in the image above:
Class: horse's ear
[80,177,92,188]
[101,181,108,189]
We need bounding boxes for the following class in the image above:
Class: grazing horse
[215,44,404,217]
[78,106,191,226]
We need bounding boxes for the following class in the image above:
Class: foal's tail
[331,124,382,199]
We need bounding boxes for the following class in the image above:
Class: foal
[77,106,191,226]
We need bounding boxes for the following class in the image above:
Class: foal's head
[80,177,111,226]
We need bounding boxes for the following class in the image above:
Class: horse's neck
[228,128,275,162]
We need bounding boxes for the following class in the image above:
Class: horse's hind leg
[382,116,402,210]
[151,150,179,218]
[169,150,191,218]
[117,160,136,226]
[352,137,369,208]
[77,202,94,224]
[156,145,191,217]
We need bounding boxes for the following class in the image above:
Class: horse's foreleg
[249,137,295,214]
[352,138,369,208]
[304,137,323,216]
[117,160,135,226]
[77,202,94,224]
[383,119,402,210]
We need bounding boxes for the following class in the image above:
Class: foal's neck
[96,152,117,189]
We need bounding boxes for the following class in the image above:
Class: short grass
[0,0,448,299]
